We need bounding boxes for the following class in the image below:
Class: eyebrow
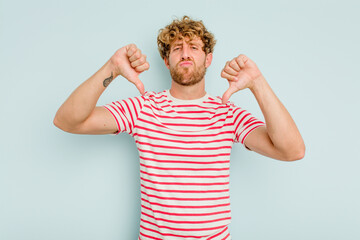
[189,42,201,47]
[171,41,202,49]
[172,43,183,48]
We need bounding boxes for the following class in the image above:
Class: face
[164,36,212,86]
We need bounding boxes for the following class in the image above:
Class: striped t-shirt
[104,90,265,240]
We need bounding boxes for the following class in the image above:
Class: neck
[169,79,206,100]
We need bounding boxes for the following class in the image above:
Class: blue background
[1,0,359,239]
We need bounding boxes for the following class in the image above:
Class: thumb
[133,77,145,95]
[221,86,237,104]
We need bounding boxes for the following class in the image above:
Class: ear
[164,57,170,69]
[205,53,213,68]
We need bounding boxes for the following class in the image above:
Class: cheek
[170,57,179,67]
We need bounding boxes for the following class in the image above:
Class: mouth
[179,61,193,67]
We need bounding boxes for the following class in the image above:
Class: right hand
[110,44,149,95]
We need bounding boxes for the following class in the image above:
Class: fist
[110,44,149,95]
[221,54,262,104]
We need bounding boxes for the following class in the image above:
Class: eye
[191,46,198,50]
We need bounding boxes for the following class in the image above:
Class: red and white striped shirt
[104,90,265,240]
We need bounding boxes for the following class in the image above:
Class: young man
[54,16,305,240]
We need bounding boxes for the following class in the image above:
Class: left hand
[221,54,263,104]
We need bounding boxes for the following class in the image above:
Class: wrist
[249,75,267,94]
[95,60,117,88]
[107,58,121,79]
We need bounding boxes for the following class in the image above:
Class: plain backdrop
[1,0,359,239]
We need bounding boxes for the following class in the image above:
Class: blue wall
[1,0,359,239]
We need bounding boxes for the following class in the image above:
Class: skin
[53,44,148,134]
[164,37,212,100]
[221,55,305,161]
[54,37,305,161]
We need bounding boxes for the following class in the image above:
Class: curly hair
[157,16,216,59]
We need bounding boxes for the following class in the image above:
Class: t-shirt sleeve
[103,95,145,135]
[232,106,266,146]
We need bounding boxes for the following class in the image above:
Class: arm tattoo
[103,72,114,87]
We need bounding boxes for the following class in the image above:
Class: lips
[179,61,193,67]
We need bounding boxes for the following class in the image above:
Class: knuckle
[239,54,247,61]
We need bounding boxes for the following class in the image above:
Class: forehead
[171,36,204,47]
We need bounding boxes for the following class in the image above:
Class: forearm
[250,76,305,159]
[54,60,115,131]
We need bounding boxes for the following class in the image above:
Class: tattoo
[103,72,114,87]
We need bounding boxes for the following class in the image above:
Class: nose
[181,45,190,60]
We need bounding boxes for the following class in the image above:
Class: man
[54,16,305,240]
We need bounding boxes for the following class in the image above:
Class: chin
[174,77,202,86]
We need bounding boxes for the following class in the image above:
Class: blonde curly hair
[157,16,216,59]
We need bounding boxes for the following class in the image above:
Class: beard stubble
[170,59,206,86]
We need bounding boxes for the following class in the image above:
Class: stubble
[170,60,206,86]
